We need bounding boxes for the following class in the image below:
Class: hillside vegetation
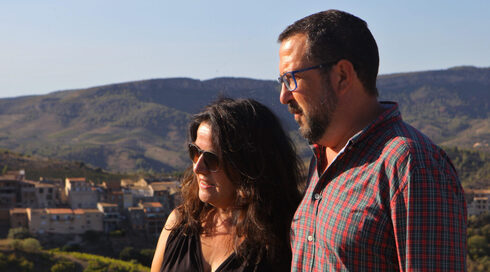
[0,66,488,174]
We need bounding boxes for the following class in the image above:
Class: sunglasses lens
[188,144,200,163]
[188,144,219,171]
[202,152,219,171]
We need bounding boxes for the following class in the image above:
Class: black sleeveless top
[160,227,271,272]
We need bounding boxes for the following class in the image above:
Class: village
[1,168,490,238]
[0,169,180,241]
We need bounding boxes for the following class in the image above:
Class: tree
[482,224,490,240]
[138,249,155,267]
[7,227,31,240]
[119,246,138,262]
[21,238,42,252]
[9,239,22,251]
[468,235,489,260]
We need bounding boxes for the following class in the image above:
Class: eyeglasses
[188,143,220,172]
[277,61,337,92]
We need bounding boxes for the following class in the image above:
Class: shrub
[51,260,76,272]
[62,243,81,252]
[0,253,34,272]
[107,262,131,272]
[110,230,125,237]
[0,252,6,269]
[84,260,107,272]
[18,258,34,272]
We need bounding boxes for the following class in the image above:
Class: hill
[0,66,488,173]
[377,66,489,147]
[0,149,130,183]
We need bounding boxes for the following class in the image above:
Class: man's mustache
[288,101,302,114]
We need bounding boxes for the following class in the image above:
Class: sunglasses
[188,143,220,172]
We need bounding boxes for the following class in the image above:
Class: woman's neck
[202,208,235,235]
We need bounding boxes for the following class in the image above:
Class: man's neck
[319,99,384,169]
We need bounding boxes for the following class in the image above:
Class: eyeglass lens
[188,144,219,171]
[280,74,296,91]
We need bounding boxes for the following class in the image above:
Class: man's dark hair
[278,9,379,96]
[176,97,303,269]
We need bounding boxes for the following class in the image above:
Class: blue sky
[1,0,489,98]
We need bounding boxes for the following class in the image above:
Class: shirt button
[307,235,314,242]
[314,193,321,200]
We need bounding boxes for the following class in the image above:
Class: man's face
[279,34,338,143]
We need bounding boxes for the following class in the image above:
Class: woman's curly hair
[174,97,303,269]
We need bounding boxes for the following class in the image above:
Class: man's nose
[279,84,293,105]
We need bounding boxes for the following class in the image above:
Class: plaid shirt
[290,102,467,271]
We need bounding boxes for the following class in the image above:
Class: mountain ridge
[0,66,488,172]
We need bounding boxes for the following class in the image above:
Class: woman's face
[193,122,236,210]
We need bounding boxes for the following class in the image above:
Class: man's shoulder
[360,102,441,158]
[378,118,450,165]
[387,120,437,151]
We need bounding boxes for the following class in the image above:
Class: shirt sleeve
[390,150,467,271]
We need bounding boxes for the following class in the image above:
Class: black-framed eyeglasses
[188,143,220,172]
[277,61,337,92]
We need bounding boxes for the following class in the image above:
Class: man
[277,10,467,271]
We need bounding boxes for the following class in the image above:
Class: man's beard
[288,80,337,143]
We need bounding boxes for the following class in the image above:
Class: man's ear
[332,59,356,94]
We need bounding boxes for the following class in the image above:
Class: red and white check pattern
[290,102,467,271]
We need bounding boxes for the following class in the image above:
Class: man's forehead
[280,33,307,52]
[279,34,309,68]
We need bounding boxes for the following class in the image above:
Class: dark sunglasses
[188,143,220,172]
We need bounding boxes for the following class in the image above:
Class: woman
[151,98,303,272]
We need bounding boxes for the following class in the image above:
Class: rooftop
[97,202,118,207]
[466,189,490,194]
[73,209,102,214]
[9,208,27,214]
[103,180,121,190]
[150,181,180,193]
[0,175,19,181]
[141,202,163,208]
[66,177,86,182]
[47,208,74,215]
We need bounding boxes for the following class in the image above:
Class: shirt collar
[311,101,401,156]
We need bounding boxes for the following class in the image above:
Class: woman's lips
[199,180,216,189]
